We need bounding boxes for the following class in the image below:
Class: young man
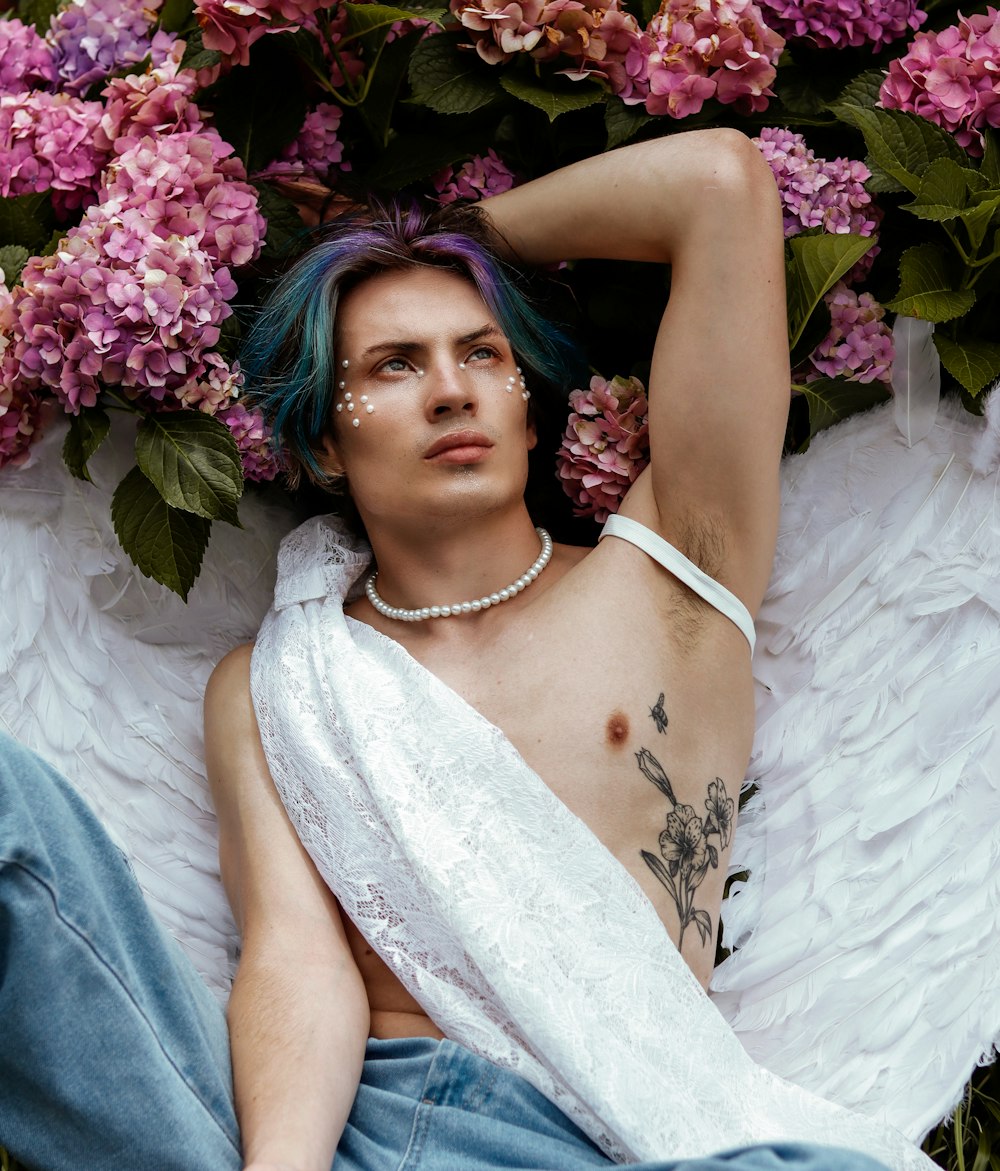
[0,131,928,1171]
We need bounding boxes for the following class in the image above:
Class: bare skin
[205,128,789,1171]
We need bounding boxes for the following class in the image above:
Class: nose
[424,360,478,419]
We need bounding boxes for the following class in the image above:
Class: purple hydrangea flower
[806,282,894,384]
[431,149,517,203]
[217,400,283,481]
[0,16,57,94]
[757,0,924,50]
[260,103,350,181]
[48,0,159,96]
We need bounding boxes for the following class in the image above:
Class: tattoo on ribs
[637,695,735,950]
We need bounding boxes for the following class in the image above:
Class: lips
[424,430,495,461]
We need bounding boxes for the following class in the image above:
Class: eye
[377,356,414,374]
[467,344,500,363]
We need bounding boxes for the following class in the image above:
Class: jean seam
[7,859,240,1157]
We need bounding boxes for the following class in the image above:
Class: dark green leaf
[364,132,483,189]
[933,333,1000,396]
[834,106,968,195]
[111,467,212,601]
[500,73,604,121]
[604,97,655,150]
[16,0,60,32]
[254,182,310,259]
[865,160,906,194]
[358,28,423,148]
[210,36,309,174]
[901,158,977,221]
[982,129,1000,187]
[886,243,977,323]
[158,0,194,32]
[827,68,886,118]
[346,2,446,37]
[963,192,1000,254]
[135,411,243,525]
[408,32,503,115]
[63,409,111,483]
[0,244,30,287]
[786,232,876,348]
[0,192,56,252]
[179,27,223,72]
[797,377,890,440]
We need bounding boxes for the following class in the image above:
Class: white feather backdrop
[1,397,997,1135]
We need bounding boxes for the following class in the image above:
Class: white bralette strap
[599,513,756,653]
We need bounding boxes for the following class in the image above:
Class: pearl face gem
[366,404,374,413]
[352,417,360,428]
[365,528,554,623]
[341,359,349,368]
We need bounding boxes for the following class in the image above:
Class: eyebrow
[359,324,504,360]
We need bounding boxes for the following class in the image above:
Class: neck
[363,508,546,619]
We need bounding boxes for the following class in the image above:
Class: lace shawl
[250,515,933,1170]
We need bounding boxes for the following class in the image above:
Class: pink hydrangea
[196,0,270,67]
[98,131,266,270]
[758,0,924,50]
[644,0,784,117]
[260,103,350,181]
[0,16,56,94]
[0,91,108,214]
[880,8,1000,153]
[805,283,894,384]
[556,373,650,521]
[95,58,205,153]
[175,352,244,413]
[432,150,518,203]
[0,274,49,469]
[217,400,283,480]
[754,127,880,243]
[48,0,159,95]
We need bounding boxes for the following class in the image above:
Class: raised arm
[204,644,370,1171]
[483,129,788,614]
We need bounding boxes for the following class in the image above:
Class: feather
[891,316,941,447]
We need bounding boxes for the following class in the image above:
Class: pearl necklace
[365,528,554,622]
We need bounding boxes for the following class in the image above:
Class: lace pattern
[251,515,934,1169]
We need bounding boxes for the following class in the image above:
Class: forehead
[337,266,499,349]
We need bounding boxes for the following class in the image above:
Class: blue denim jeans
[0,732,892,1171]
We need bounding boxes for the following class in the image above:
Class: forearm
[228,948,370,1171]
[482,128,772,268]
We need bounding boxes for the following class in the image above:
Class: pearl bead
[440,605,452,617]
[339,380,346,389]
[352,418,360,427]
[471,600,482,612]
[366,404,374,413]
[420,607,431,619]
[336,403,343,412]
[341,359,349,368]
[489,592,501,605]
[360,395,368,403]
[461,602,472,614]
[345,392,352,400]
[430,606,441,618]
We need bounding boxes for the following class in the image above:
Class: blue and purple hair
[239,198,586,488]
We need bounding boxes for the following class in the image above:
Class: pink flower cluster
[96,54,205,153]
[48,0,165,95]
[452,0,784,118]
[757,0,924,50]
[0,17,57,93]
[432,150,518,203]
[3,129,264,423]
[754,127,879,242]
[880,7,1000,153]
[196,0,335,67]
[0,91,107,214]
[261,103,350,181]
[0,273,50,468]
[805,283,894,384]
[557,373,650,521]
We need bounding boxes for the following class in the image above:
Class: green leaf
[901,157,979,221]
[364,132,483,190]
[16,0,60,32]
[604,97,654,150]
[112,467,212,602]
[407,32,504,115]
[63,409,111,483]
[39,227,64,257]
[786,232,876,348]
[158,0,194,33]
[345,2,446,37]
[358,28,423,149]
[135,411,243,525]
[796,377,890,440]
[962,192,1000,254]
[864,160,906,194]
[981,129,1000,187]
[500,73,604,121]
[210,35,309,174]
[886,243,977,323]
[254,182,310,258]
[0,192,56,252]
[178,27,223,73]
[834,106,968,195]
[0,244,30,287]
[827,68,886,119]
[933,333,1000,396]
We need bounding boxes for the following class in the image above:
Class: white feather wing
[715,394,1000,1140]
[0,420,297,998]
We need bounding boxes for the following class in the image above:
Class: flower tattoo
[637,694,733,951]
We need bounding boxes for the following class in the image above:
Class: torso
[342,519,755,1039]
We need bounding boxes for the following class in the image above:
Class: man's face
[320,265,537,531]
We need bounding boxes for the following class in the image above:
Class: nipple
[605,711,630,748]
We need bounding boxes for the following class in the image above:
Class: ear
[526,418,538,452]
[315,429,345,479]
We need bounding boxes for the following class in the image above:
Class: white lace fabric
[251,514,934,1170]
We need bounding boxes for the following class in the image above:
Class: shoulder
[206,642,255,707]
